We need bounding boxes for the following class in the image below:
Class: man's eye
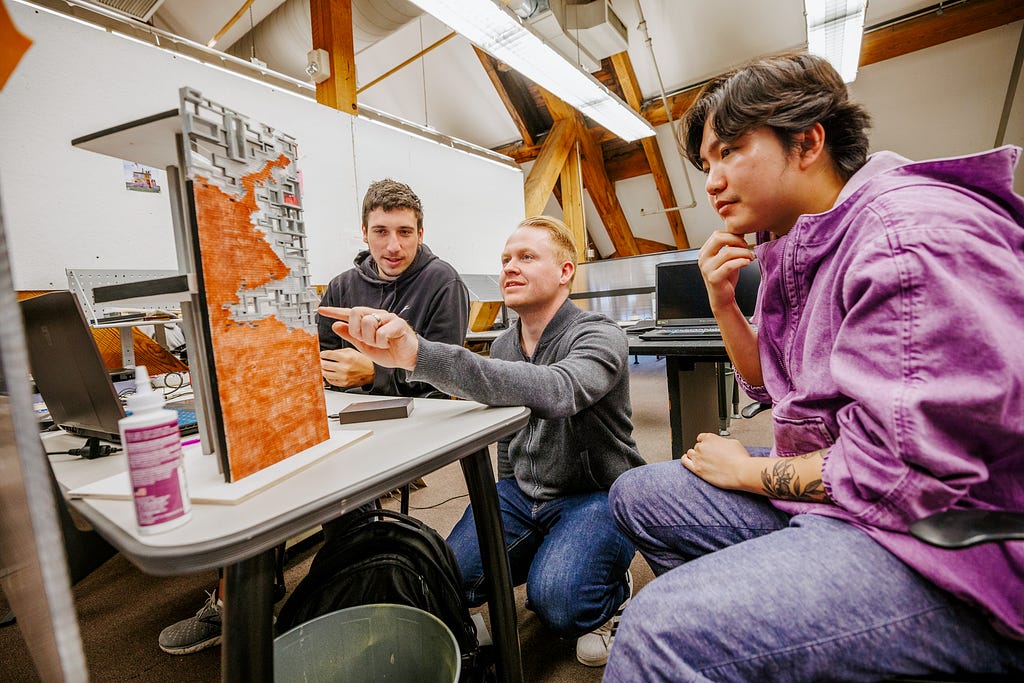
[721,148,732,158]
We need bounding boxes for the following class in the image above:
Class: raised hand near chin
[698,231,756,311]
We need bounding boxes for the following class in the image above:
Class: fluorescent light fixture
[404,0,655,142]
[805,0,867,83]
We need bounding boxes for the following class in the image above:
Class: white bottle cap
[126,365,164,414]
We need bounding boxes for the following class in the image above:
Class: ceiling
[78,0,1020,259]
[147,0,940,151]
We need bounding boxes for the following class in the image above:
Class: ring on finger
[370,313,383,325]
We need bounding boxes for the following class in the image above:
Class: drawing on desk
[182,89,328,482]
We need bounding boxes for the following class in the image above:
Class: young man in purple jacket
[606,53,1024,681]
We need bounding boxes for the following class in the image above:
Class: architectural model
[181,89,328,481]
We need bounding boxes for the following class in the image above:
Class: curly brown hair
[361,178,423,230]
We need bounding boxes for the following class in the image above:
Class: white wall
[351,117,524,274]
[0,3,523,290]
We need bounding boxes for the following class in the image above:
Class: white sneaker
[576,570,633,667]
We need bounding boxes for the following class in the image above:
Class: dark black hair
[681,52,871,181]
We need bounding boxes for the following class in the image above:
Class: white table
[48,392,530,682]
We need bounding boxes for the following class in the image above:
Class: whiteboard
[0,3,523,289]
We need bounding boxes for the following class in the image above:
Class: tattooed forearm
[759,449,830,502]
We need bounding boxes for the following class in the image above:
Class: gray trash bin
[274,603,461,683]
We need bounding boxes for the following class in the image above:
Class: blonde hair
[517,216,579,276]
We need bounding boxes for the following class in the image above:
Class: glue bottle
[119,365,191,534]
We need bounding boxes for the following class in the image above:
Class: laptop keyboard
[640,326,721,339]
[175,408,197,427]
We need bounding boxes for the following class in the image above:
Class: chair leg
[717,363,730,436]
[732,373,741,418]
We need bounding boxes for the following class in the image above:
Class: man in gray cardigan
[320,215,645,667]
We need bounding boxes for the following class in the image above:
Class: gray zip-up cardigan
[411,298,645,501]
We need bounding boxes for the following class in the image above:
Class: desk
[48,393,530,683]
[628,337,731,458]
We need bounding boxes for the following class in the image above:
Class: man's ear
[560,261,576,286]
[361,225,368,244]
[795,122,827,170]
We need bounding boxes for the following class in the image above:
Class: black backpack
[277,509,482,680]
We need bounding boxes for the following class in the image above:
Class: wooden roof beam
[636,237,674,254]
[609,51,690,250]
[560,141,587,258]
[574,114,640,257]
[310,0,357,115]
[523,119,575,217]
[474,47,536,147]
[539,85,640,257]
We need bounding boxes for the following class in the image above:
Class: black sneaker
[158,591,222,655]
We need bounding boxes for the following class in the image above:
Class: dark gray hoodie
[317,244,469,397]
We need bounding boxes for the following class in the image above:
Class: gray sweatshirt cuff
[409,336,453,385]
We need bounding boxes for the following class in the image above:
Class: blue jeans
[605,461,1024,682]
[446,478,633,637]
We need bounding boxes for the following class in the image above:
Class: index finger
[699,231,745,257]
[317,306,351,322]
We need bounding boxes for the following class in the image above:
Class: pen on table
[181,437,201,447]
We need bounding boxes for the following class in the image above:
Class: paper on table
[67,429,371,505]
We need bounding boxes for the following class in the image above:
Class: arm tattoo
[759,449,830,502]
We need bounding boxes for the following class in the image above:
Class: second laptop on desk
[639,260,760,341]
[20,290,198,443]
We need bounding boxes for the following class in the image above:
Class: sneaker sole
[576,652,609,668]
[159,634,222,655]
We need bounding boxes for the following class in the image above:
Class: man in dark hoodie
[157,179,469,656]
[318,178,470,395]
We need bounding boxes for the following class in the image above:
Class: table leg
[221,550,275,683]
[666,358,720,458]
[118,326,135,368]
[460,448,523,683]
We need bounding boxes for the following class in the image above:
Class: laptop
[640,260,760,340]
[20,291,198,443]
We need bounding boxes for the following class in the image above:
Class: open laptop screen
[20,291,125,442]
[655,260,760,328]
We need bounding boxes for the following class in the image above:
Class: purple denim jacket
[738,146,1024,639]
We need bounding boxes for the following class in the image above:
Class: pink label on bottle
[124,421,190,529]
